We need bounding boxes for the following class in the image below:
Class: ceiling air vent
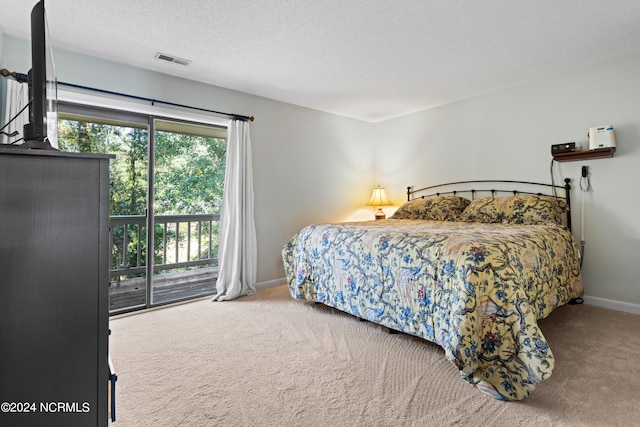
[155,52,191,66]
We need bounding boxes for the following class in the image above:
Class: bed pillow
[459,195,568,225]
[458,197,510,223]
[390,196,470,221]
[506,195,568,225]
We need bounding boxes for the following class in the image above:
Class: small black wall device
[551,142,576,154]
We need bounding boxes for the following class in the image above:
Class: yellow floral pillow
[506,195,568,225]
[460,195,568,225]
[391,196,470,221]
[458,197,511,223]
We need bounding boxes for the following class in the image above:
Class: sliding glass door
[150,119,226,305]
[58,104,226,313]
[58,106,149,312]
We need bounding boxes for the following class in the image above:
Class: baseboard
[255,277,287,290]
[582,295,640,315]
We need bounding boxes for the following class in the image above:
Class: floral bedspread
[282,219,583,400]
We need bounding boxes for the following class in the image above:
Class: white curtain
[212,119,257,301]
[1,79,29,146]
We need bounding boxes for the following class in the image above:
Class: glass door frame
[146,117,155,307]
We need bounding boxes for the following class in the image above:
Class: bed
[282,180,583,401]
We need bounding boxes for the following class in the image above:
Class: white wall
[374,53,640,308]
[1,35,375,285]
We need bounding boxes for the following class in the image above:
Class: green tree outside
[57,118,226,274]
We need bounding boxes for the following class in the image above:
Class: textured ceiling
[1,0,640,122]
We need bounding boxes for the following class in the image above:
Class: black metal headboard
[407,178,573,231]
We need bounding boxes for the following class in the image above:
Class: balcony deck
[109,267,217,313]
[109,213,220,313]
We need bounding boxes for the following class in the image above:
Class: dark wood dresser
[0,147,113,426]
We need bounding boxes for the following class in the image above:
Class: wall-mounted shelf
[553,147,615,162]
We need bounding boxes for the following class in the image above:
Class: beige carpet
[110,285,640,426]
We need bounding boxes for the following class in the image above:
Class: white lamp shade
[367,186,392,207]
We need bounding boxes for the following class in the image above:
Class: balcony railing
[110,213,220,277]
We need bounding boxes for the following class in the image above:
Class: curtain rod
[57,81,254,122]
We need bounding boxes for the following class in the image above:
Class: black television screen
[21,0,58,150]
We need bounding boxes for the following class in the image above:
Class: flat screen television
[20,0,58,150]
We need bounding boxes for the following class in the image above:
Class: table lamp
[367,185,392,220]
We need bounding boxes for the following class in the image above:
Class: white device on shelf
[588,125,616,150]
